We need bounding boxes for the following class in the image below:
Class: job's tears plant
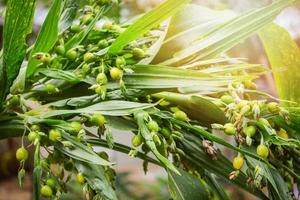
[0,0,300,199]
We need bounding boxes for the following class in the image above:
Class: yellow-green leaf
[259,23,300,106]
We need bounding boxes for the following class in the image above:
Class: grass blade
[168,168,210,200]
[108,0,191,54]
[0,0,37,107]
[161,0,295,66]
[259,23,300,106]
[26,0,64,78]
[59,0,79,33]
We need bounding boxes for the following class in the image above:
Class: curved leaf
[26,0,64,78]
[75,161,118,200]
[59,0,79,33]
[153,4,235,63]
[168,168,210,200]
[55,132,113,166]
[108,0,191,54]
[259,23,300,106]
[160,0,295,66]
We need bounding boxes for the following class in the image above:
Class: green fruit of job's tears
[41,185,53,197]
[82,64,90,75]
[224,123,236,135]
[237,100,248,109]
[133,47,145,58]
[173,110,188,121]
[221,95,234,104]
[277,128,289,139]
[16,147,29,161]
[267,102,280,113]
[240,105,251,115]
[98,151,109,160]
[90,114,106,126]
[70,24,81,33]
[115,56,126,68]
[41,53,51,65]
[76,173,85,184]
[81,14,94,25]
[49,129,62,142]
[98,39,109,48]
[256,144,269,159]
[95,85,106,95]
[103,21,113,30]
[9,95,20,106]
[233,156,244,170]
[110,67,123,80]
[27,131,40,142]
[96,73,108,85]
[66,49,77,61]
[55,45,65,55]
[46,178,56,189]
[83,52,95,63]
[243,126,256,137]
[244,80,257,89]
[161,127,171,138]
[132,134,142,147]
[259,118,270,126]
[147,120,160,133]
[31,124,41,132]
[45,84,59,94]
[70,121,82,134]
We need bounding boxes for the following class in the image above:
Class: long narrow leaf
[168,169,210,200]
[161,0,295,66]
[59,0,79,33]
[0,0,37,107]
[259,23,300,105]
[108,0,191,54]
[26,0,64,78]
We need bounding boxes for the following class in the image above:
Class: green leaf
[0,120,26,140]
[138,22,170,64]
[256,121,300,148]
[124,64,244,91]
[204,173,231,200]
[59,0,79,33]
[180,135,268,199]
[172,119,262,160]
[259,23,300,105]
[136,111,179,174]
[152,92,227,124]
[88,138,160,165]
[75,161,118,200]
[161,0,295,66]
[55,132,112,166]
[64,5,110,51]
[0,0,37,107]
[38,68,80,83]
[33,144,41,200]
[153,4,235,63]
[246,157,293,200]
[26,0,64,78]
[40,100,155,118]
[108,0,191,54]
[168,168,210,200]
